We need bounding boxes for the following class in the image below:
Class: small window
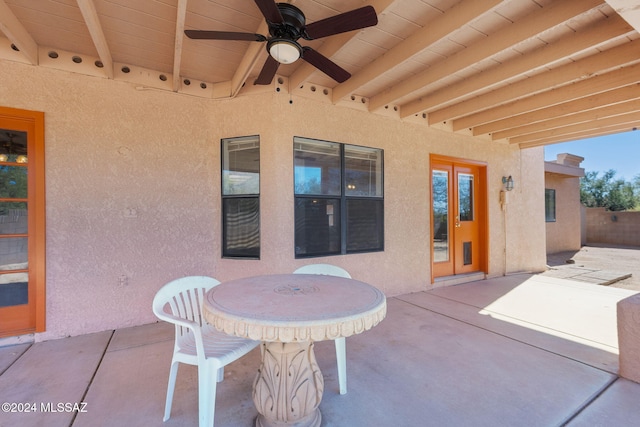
[221,136,260,258]
[294,137,383,257]
[545,189,556,222]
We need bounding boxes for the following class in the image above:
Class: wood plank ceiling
[1,0,639,148]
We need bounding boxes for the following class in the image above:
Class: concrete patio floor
[2,273,640,427]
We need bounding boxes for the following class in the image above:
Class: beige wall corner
[618,293,640,383]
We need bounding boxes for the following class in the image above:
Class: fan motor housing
[270,3,306,40]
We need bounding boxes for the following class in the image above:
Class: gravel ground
[546,244,640,291]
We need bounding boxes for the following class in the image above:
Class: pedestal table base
[253,341,324,427]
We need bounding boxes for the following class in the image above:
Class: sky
[543,130,640,181]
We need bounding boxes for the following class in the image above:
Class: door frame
[0,106,46,337]
[430,154,488,283]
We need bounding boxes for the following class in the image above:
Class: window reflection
[294,138,341,196]
[432,170,449,263]
[458,173,474,222]
[345,145,383,197]
[222,137,260,196]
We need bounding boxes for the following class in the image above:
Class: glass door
[431,157,486,279]
[0,108,45,337]
[453,166,480,274]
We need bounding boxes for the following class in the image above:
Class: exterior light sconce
[502,175,514,191]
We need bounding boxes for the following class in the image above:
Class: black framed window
[222,136,260,258]
[545,188,556,222]
[294,137,383,257]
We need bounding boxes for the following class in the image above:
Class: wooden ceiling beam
[171,0,188,91]
[369,0,602,112]
[76,0,114,79]
[230,21,269,97]
[445,40,640,130]
[479,83,640,137]
[401,14,633,118]
[453,62,640,134]
[495,96,640,141]
[518,123,640,148]
[510,110,640,145]
[330,0,501,102]
[0,0,38,65]
[606,0,640,33]
[289,0,396,91]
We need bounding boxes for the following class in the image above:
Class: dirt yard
[546,244,640,291]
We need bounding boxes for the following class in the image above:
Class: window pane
[223,198,260,258]
[432,170,449,263]
[0,165,28,198]
[345,145,383,197]
[222,136,259,195]
[545,189,556,222]
[294,138,341,195]
[295,198,341,257]
[346,199,383,252]
[458,173,474,221]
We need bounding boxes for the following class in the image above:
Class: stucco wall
[545,173,582,253]
[0,61,546,340]
[586,208,640,246]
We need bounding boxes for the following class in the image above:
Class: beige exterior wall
[544,155,584,254]
[545,173,582,253]
[0,61,546,340]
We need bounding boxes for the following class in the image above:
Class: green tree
[580,169,637,211]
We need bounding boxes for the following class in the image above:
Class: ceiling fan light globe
[268,39,301,64]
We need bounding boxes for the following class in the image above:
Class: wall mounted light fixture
[502,175,514,191]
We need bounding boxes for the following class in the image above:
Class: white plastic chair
[152,276,259,427]
[293,264,351,395]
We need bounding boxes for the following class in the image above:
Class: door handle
[455,215,461,228]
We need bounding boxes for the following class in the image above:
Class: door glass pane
[458,173,474,221]
[0,165,28,199]
[432,170,449,263]
[0,236,28,307]
[0,237,28,268]
[0,273,29,308]
[0,129,28,164]
[0,202,28,235]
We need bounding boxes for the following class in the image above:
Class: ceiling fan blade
[185,30,266,42]
[254,0,284,24]
[301,47,350,83]
[254,56,280,85]
[304,6,377,40]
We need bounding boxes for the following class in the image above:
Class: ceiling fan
[185,0,378,85]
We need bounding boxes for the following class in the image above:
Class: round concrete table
[203,273,386,427]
